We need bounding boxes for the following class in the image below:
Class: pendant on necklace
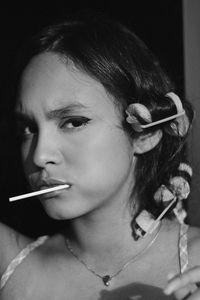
[102,275,111,286]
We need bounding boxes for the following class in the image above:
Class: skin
[16,52,140,258]
[1,51,199,299]
[17,52,136,218]
[164,267,200,299]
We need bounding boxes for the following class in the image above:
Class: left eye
[60,117,91,130]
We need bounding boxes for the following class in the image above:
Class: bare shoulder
[188,225,200,267]
[0,222,33,275]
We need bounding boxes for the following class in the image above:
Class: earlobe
[134,130,163,154]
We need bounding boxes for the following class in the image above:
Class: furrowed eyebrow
[46,103,89,119]
[14,103,89,121]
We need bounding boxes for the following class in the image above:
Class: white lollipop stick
[9,184,70,202]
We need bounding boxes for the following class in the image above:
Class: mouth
[38,184,71,200]
[36,178,71,189]
[35,178,71,199]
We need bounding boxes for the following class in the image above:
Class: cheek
[97,134,131,169]
[100,135,133,180]
[69,128,134,188]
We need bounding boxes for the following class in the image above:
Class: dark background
[0,0,184,237]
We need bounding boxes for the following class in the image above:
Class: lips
[35,178,71,191]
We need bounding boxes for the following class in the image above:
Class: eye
[23,125,36,136]
[16,120,37,139]
[60,117,91,130]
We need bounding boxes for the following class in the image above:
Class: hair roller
[165,92,183,114]
[178,162,193,177]
[163,93,190,137]
[125,103,152,132]
[169,162,192,201]
[153,184,174,204]
[164,113,190,137]
[153,161,192,225]
[125,92,190,137]
[169,176,190,201]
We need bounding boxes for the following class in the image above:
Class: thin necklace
[65,223,162,287]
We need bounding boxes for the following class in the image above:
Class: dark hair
[15,11,194,221]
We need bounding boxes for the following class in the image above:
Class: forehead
[17,52,119,120]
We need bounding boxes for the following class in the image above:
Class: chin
[40,198,85,220]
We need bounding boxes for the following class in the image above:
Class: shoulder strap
[179,223,189,274]
[0,235,48,290]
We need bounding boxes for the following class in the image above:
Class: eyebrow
[15,103,90,120]
[47,103,89,120]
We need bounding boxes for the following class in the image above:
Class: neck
[63,198,156,268]
[69,206,133,255]
[64,211,162,277]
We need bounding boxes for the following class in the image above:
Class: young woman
[0,11,200,300]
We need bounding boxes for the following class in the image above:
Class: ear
[134,130,163,154]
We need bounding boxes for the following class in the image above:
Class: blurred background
[0,0,199,237]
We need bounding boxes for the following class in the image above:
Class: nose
[32,129,62,168]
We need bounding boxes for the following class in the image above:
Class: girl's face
[16,53,136,220]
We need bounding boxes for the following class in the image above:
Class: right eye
[23,125,34,136]
[16,121,37,139]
